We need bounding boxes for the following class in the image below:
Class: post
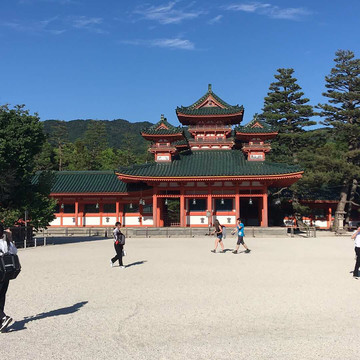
[153,192,158,227]
[24,209,28,249]
[75,200,79,226]
[261,190,268,227]
[180,186,185,227]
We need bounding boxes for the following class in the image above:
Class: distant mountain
[42,118,154,154]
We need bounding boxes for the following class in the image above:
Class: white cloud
[225,2,311,20]
[134,1,205,24]
[208,15,223,24]
[120,38,195,50]
[69,16,107,33]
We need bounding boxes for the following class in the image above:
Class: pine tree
[260,68,315,164]
[318,49,360,230]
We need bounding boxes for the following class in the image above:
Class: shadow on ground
[126,260,147,268]
[7,301,88,332]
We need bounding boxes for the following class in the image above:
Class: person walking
[110,222,125,269]
[0,224,17,332]
[351,226,360,278]
[210,219,225,253]
[232,218,251,254]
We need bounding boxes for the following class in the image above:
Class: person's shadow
[126,260,147,268]
[6,301,88,332]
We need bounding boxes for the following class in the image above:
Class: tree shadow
[6,301,88,332]
[126,260,147,268]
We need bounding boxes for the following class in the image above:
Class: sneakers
[245,249,251,253]
[110,260,114,267]
[232,250,238,254]
[120,266,125,269]
[0,316,13,332]
[220,250,225,253]
[211,250,216,253]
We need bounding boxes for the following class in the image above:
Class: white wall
[124,216,141,226]
[50,217,61,226]
[102,216,117,226]
[142,216,153,226]
[187,215,208,225]
[83,217,101,226]
[215,215,236,225]
[63,217,76,226]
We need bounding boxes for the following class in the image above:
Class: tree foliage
[0,104,56,229]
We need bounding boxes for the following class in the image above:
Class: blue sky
[1,0,359,126]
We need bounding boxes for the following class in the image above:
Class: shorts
[217,234,223,241]
[237,236,244,245]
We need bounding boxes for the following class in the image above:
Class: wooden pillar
[207,192,213,227]
[116,200,120,222]
[235,183,240,219]
[328,207,332,229]
[153,192,158,227]
[75,200,79,227]
[180,186,185,227]
[261,189,268,227]
[60,199,64,227]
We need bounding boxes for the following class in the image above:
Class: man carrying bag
[110,222,126,269]
[0,224,20,332]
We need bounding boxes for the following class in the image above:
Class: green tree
[64,140,92,171]
[318,49,360,229]
[48,120,69,171]
[260,68,315,163]
[0,104,56,228]
[84,121,108,170]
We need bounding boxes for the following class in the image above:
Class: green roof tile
[176,84,244,116]
[235,115,277,134]
[142,116,183,135]
[118,150,302,178]
[33,171,150,194]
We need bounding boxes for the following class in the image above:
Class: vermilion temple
[47,85,303,228]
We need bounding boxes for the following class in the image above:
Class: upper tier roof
[176,84,244,124]
[141,115,183,136]
[117,150,302,180]
[234,115,278,139]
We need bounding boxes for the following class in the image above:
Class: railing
[189,138,233,144]
[188,124,232,132]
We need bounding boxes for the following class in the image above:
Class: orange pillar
[116,201,120,222]
[153,193,158,227]
[75,200,79,227]
[235,183,240,219]
[207,193,213,227]
[261,190,268,227]
[328,207,332,229]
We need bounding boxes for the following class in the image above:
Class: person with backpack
[110,222,125,268]
[0,224,17,332]
[232,218,251,254]
[210,219,225,253]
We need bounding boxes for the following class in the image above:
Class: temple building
[46,85,303,228]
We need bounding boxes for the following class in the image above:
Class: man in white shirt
[351,227,360,278]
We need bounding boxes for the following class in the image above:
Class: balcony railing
[188,124,232,132]
[189,138,234,144]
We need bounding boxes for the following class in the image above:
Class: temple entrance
[163,198,180,227]
[240,198,260,226]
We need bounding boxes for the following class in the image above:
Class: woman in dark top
[211,219,225,253]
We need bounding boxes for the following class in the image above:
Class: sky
[1,0,360,127]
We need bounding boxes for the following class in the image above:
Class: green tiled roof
[32,171,151,193]
[118,150,302,178]
[176,84,244,116]
[142,116,183,135]
[235,116,277,134]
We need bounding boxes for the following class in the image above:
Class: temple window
[103,203,116,213]
[215,199,233,211]
[189,199,207,211]
[63,204,75,213]
[124,204,139,213]
[84,204,99,213]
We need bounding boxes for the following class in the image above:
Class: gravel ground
[1,234,359,360]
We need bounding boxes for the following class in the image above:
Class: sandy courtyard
[1,234,359,359]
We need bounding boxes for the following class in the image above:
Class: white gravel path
[1,234,359,359]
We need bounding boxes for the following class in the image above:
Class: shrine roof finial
[208,83,212,92]
[160,114,164,121]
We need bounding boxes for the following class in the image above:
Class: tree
[84,121,108,170]
[48,121,69,171]
[260,68,315,163]
[0,104,56,229]
[318,49,360,229]
[260,68,315,220]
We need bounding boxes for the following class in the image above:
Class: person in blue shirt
[231,218,251,254]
